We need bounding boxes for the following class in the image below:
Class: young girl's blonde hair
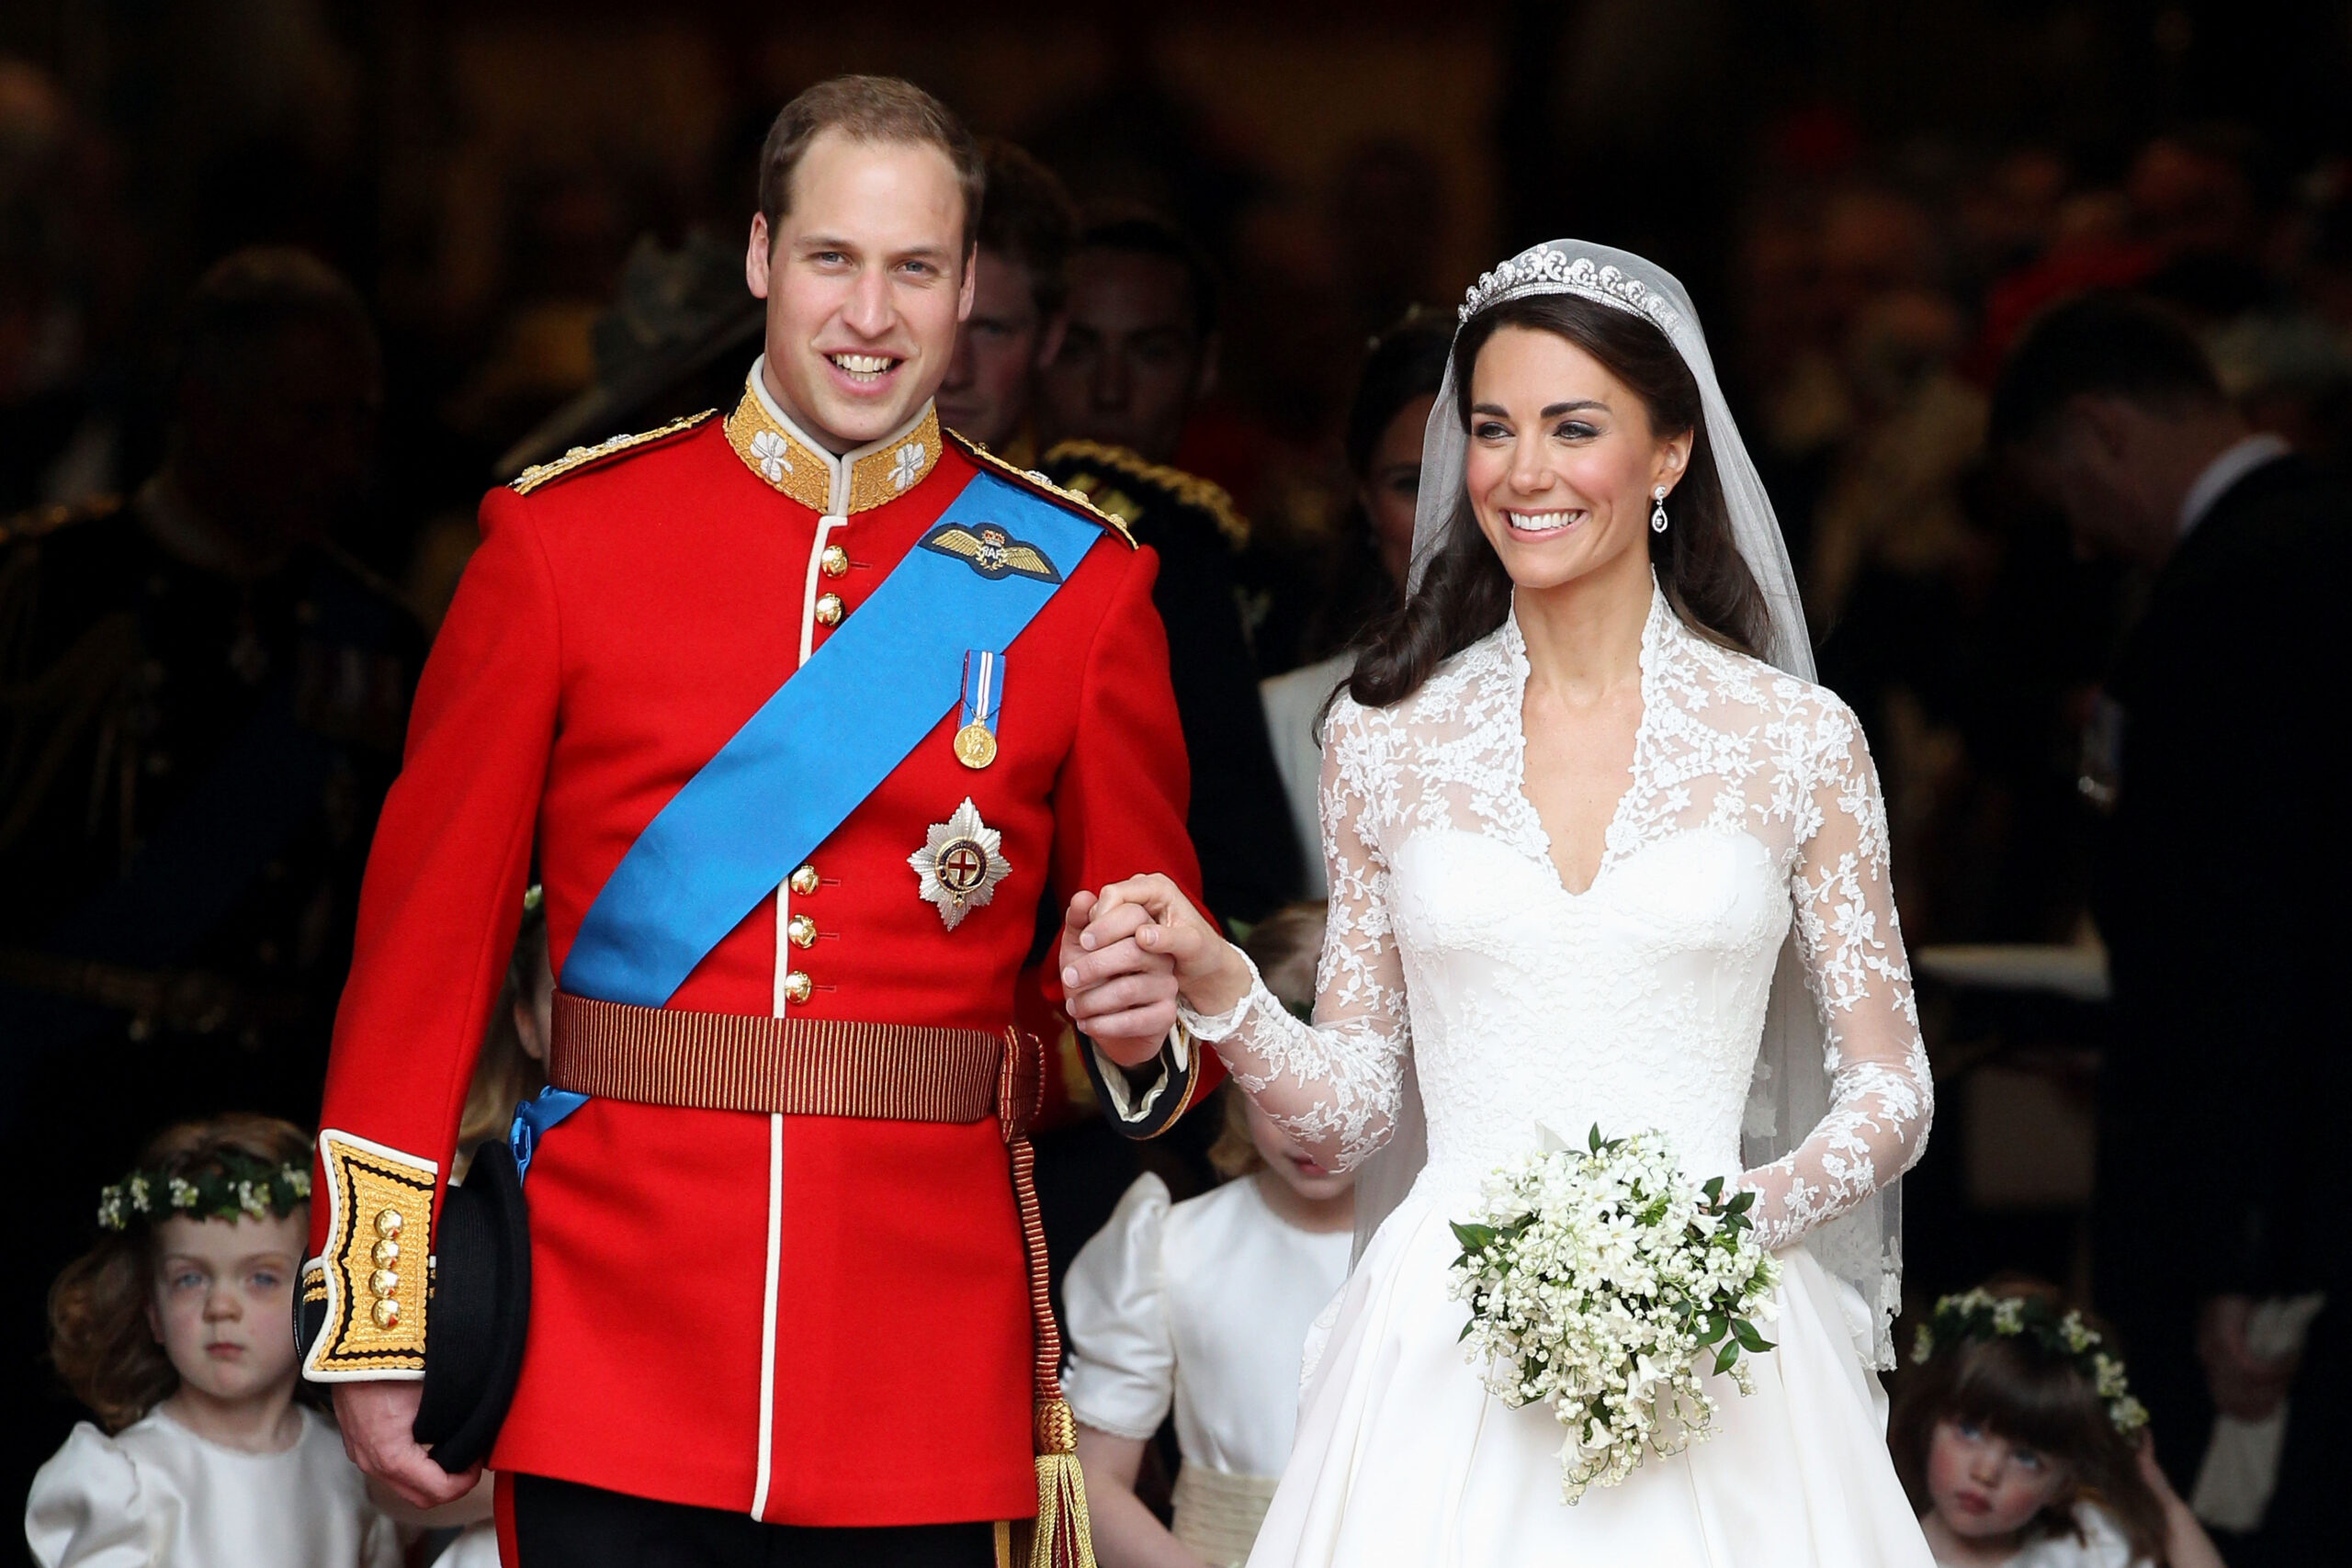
[48,1113,311,1431]
[457,893,551,1157]
[1206,902,1327,1179]
[1889,1278,2166,1564]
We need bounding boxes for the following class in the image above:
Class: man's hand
[1058,887,1182,1066]
[333,1380,482,1509]
[1061,874,1251,1067]
[2198,1294,2300,1421]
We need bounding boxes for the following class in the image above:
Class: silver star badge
[909,797,1012,931]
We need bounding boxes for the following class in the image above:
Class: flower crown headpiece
[1458,249,1686,336]
[1912,1289,2149,1436]
[96,1150,311,1232]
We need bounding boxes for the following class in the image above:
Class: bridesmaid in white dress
[1062,1091,1352,1567]
[1062,242,1937,1566]
[1064,906,1354,1568]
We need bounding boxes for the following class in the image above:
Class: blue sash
[560,470,1102,1008]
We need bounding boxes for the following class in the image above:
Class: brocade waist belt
[547,989,1017,1127]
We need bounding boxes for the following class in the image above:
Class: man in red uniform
[305,76,1214,1566]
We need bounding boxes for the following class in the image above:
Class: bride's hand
[1068,874,1252,1023]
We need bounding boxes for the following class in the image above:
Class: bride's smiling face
[1464,325,1690,593]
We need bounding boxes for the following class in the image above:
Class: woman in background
[1261,310,1453,896]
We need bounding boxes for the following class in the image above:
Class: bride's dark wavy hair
[1348,292,1770,710]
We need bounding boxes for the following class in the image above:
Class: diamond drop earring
[1650,485,1668,534]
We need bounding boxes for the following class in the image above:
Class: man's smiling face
[745,128,975,454]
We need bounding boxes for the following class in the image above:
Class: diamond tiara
[1459,250,1683,335]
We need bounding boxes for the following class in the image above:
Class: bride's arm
[1739,698,1934,1250]
[1068,705,1410,1172]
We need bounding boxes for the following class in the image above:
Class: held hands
[1059,874,1250,1067]
[333,1380,481,1510]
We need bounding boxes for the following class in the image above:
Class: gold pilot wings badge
[910,797,1012,931]
[918,520,1064,584]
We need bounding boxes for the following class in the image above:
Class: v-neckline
[1505,587,1661,899]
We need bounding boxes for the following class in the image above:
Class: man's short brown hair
[976,138,1078,320]
[757,75,984,258]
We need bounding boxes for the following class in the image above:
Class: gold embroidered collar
[724,357,943,515]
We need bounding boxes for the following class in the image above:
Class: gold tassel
[1030,1398,1096,1568]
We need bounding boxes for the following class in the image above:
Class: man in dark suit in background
[1037,212,1299,922]
[1993,294,2349,1566]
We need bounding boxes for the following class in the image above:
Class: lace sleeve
[1177,700,1408,1170]
[1740,697,1933,1249]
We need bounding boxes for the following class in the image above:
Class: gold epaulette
[509,409,718,496]
[1038,439,1250,551]
[944,427,1136,550]
[0,493,124,551]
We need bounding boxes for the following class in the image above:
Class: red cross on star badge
[909,797,1012,931]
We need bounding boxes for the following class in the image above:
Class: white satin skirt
[1246,1194,1937,1567]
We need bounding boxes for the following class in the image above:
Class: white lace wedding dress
[1183,584,1936,1566]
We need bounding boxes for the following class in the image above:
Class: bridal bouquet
[1448,1125,1781,1503]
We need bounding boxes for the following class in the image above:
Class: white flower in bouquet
[1449,1124,1781,1504]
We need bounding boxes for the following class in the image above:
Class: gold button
[813,592,843,626]
[368,1269,400,1298]
[373,1207,402,1238]
[371,1238,400,1268]
[789,863,820,897]
[782,970,812,1005]
[821,544,850,578]
[786,914,818,950]
[370,1298,401,1330]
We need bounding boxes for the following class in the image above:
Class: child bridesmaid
[1064,904,1356,1568]
[27,1114,404,1568]
[1894,1280,2225,1568]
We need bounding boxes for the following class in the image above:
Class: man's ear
[745,214,774,300]
[1194,330,1222,402]
[1035,310,1068,373]
[957,244,978,322]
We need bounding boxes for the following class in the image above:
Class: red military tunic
[304,364,1216,1526]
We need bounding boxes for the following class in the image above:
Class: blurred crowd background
[7,0,2352,1551]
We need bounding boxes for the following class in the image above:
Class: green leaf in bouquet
[1589,1123,1604,1154]
[1637,1195,1670,1226]
[1713,1340,1742,1376]
[1451,1220,1499,1254]
[1724,1190,1755,1216]
[1696,1311,1726,1345]
[1702,1174,1725,1203]
[1730,1318,1773,1353]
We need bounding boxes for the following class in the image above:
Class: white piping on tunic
[750,1111,784,1518]
[739,366,936,1515]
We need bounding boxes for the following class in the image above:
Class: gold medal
[954,722,998,770]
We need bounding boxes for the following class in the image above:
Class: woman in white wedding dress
[1063,242,1937,1566]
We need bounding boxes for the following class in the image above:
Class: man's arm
[307,487,562,1499]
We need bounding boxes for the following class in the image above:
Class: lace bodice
[1184,587,1931,1251]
